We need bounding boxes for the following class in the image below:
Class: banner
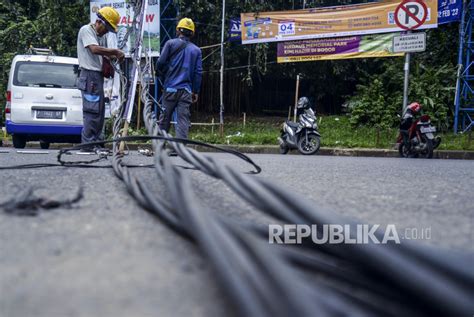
[277,33,404,63]
[229,18,242,42]
[241,0,438,44]
[90,0,160,57]
[438,0,462,24]
[103,33,121,118]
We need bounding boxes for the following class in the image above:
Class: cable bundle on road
[134,99,473,317]
[94,11,474,314]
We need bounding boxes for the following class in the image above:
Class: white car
[5,54,83,149]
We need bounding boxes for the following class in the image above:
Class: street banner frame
[241,0,437,44]
[90,0,160,57]
[277,33,404,63]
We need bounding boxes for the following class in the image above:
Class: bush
[349,77,401,129]
[349,60,455,131]
[409,63,456,131]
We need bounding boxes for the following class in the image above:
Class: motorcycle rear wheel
[398,143,410,158]
[420,137,433,159]
[298,133,320,155]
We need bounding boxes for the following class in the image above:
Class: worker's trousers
[77,69,105,146]
[159,89,192,139]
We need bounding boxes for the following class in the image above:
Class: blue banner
[229,18,241,42]
[438,0,463,24]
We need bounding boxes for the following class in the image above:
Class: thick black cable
[0,162,155,170]
[1,186,83,216]
[259,179,474,316]
[56,135,261,174]
[141,97,474,316]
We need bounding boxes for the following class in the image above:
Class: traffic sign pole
[403,50,411,113]
[394,0,428,113]
[402,31,412,113]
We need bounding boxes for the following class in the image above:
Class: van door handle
[45,94,54,100]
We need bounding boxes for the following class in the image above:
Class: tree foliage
[349,78,401,129]
[0,0,88,120]
[0,0,461,127]
[348,24,458,129]
[184,0,459,119]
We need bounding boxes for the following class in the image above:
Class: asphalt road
[0,148,473,317]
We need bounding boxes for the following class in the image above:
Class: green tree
[0,0,88,123]
[0,0,461,125]
[348,25,459,128]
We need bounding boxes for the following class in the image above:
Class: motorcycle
[278,107,321,155]
[397,114,441,158]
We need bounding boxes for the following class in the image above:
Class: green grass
[186,115,474,151]
[189,118,280,145]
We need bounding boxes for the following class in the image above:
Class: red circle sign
[394,0,428,30]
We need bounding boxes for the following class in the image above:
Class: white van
[5,53,83,149]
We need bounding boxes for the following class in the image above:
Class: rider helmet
[297,96,310,109]
[408,102,421,114]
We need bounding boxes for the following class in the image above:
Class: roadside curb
[2,141,474,160]
[187,145,474,160]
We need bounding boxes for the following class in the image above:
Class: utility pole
[293,74,301,122]
[219,0,225,136]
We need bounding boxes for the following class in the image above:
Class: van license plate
[37,110,63,119]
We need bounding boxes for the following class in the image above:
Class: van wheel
[12,135,26,148]
[40,141,50,149]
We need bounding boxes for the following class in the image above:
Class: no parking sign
[395,0,429,30]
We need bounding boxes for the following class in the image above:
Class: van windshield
[13,61,79,89]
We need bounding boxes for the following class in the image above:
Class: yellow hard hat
[176,18,195,33]
[97,7,120,33]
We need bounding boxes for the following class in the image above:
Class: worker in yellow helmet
[76,7,124,152]
[156,17,203,156]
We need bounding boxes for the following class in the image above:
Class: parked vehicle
[397,112,441,158]
[5,49,82,149]
[278,97,321,155]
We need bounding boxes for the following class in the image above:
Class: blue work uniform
[156,35,202,139]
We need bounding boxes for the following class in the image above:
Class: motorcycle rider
[400,102,422,150]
